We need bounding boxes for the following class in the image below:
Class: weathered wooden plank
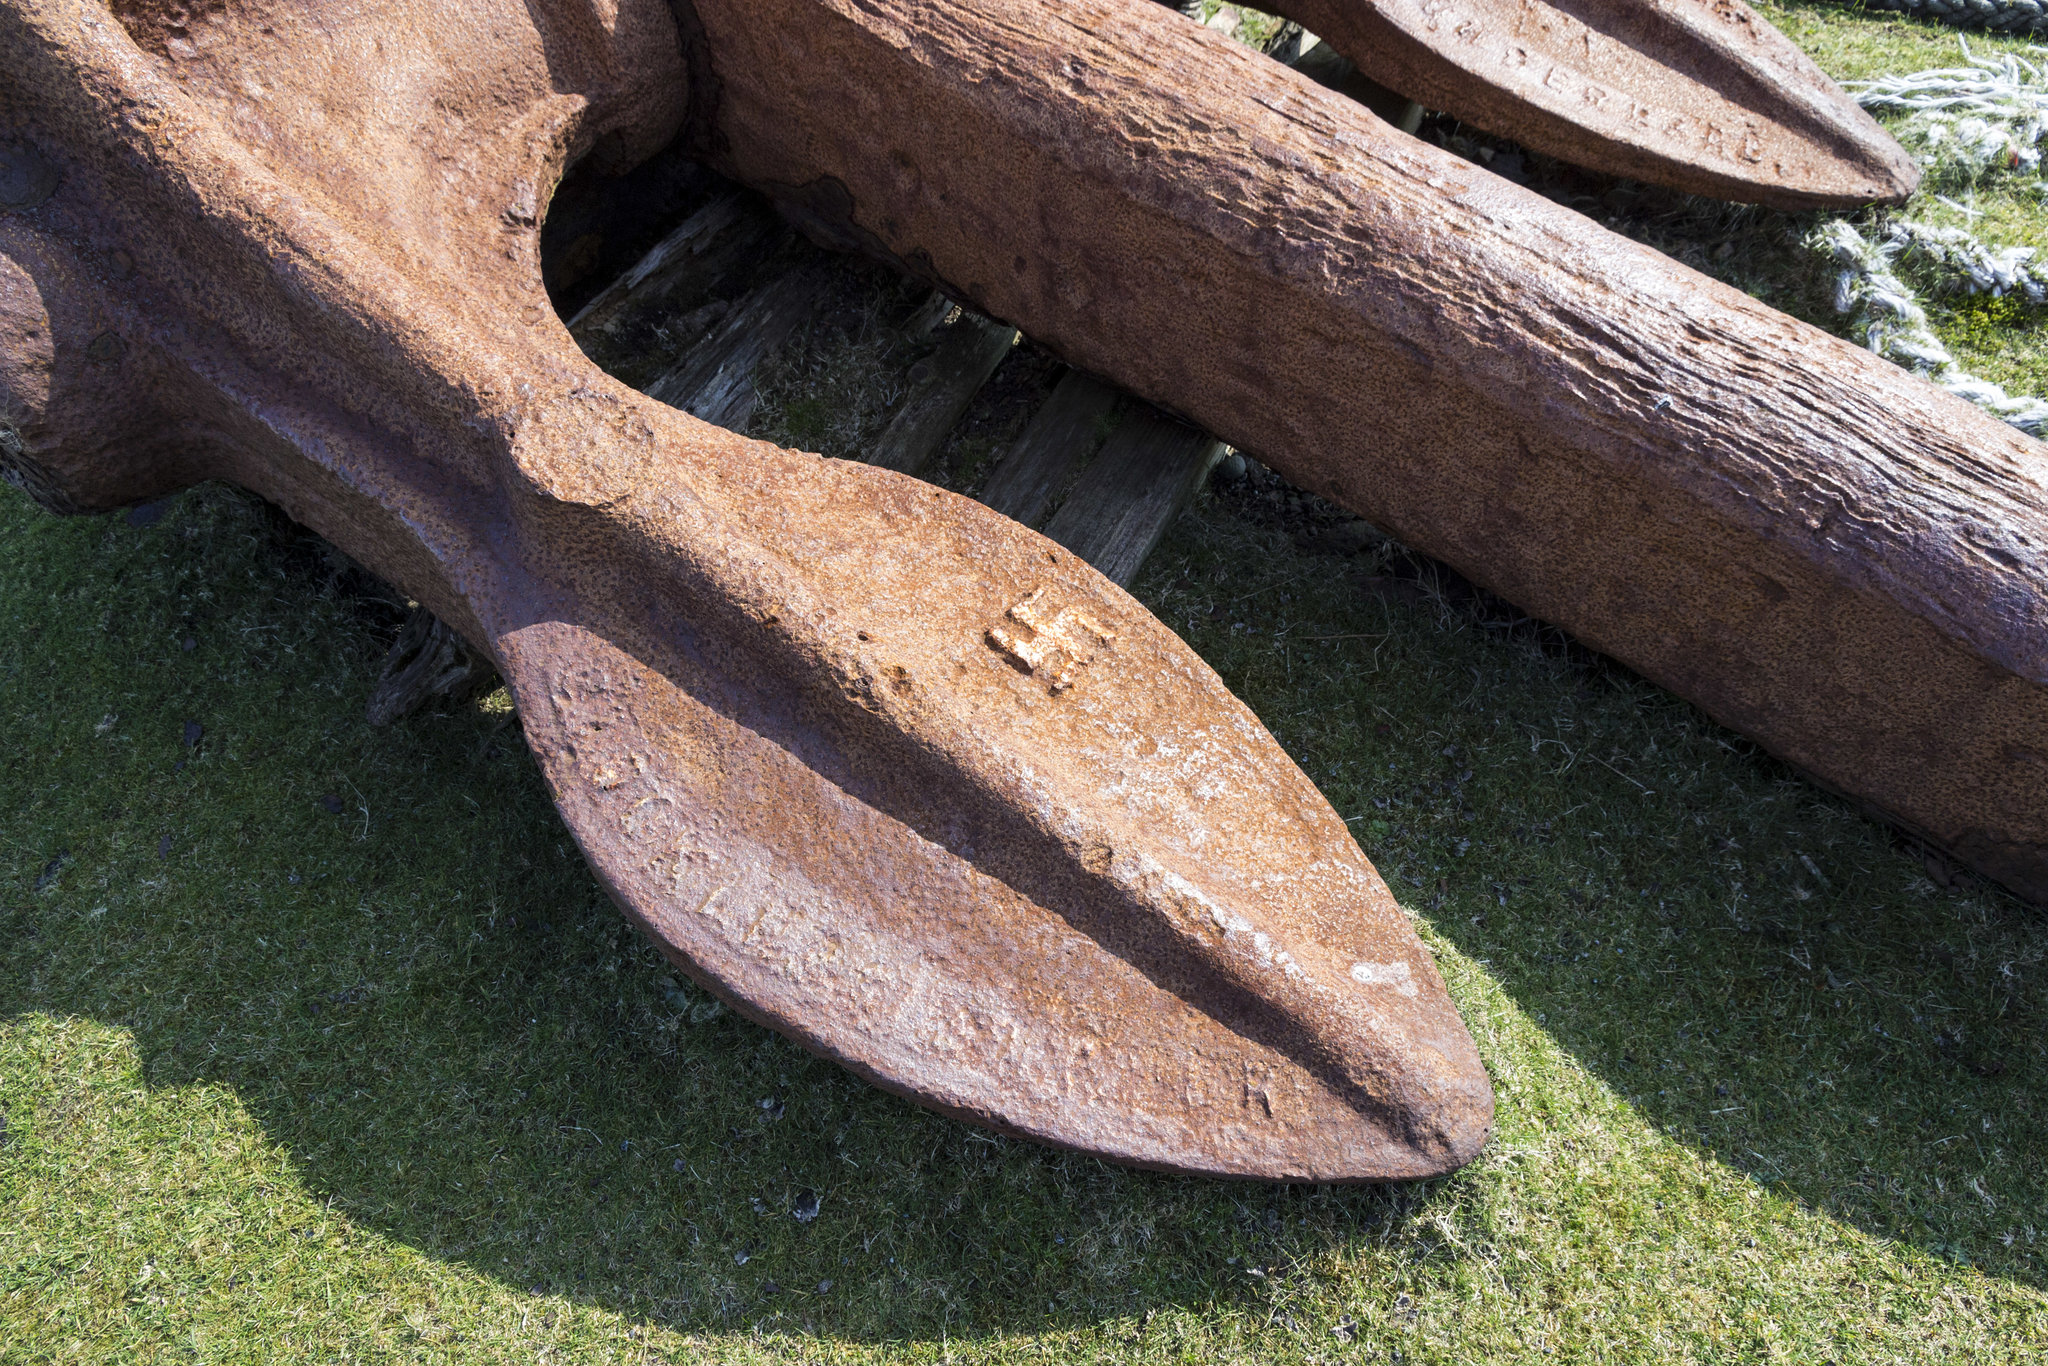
[867,308,1020,475]
[978,368,1122,527]
[365,605,495,726]
[643,262,835,430]
[568,190,752,333]
[897,288,957,342]
[565,190,797,391]
[1040,404,1224,587]
[544,147,726,321]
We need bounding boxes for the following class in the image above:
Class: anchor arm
[1254,0,1918,207]
[0,0,1491,1180]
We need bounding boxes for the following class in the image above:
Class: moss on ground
[5,4,2048,1362]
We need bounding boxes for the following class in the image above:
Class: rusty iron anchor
[1,0,1495,1182]
[0,0,2027,1184]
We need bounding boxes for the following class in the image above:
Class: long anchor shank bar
[679,0,2048,903]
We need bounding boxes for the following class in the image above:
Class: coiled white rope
[1813,219,2048,431]
[1888,217,2048,296]
[1849,45,2048,182]
[1804,41,2048,430]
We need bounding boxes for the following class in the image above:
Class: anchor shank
[680,0,2048,899]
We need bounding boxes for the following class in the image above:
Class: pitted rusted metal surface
[0,0,2021,1184]
[0,0,1494,1182]
[678,0,2048,903]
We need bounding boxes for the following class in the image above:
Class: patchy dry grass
[5,5,2048,1363]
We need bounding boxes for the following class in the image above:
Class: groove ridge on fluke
[500,390,1490,1178]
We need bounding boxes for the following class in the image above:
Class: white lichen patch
[1350,959,1418,996]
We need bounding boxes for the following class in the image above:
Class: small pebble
[318,794,344,815]
[33,850,68,893]
[1213,451,1248,484]
[125,501,166,528]
[793,1188,821,1223]
[182,720,203,747]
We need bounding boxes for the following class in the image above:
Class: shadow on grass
[1181,481,2048,1294]
[2,482,2043,1352]
[0,485,1459,1344]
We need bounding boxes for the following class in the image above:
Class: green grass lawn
[6,4,2048,1362]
